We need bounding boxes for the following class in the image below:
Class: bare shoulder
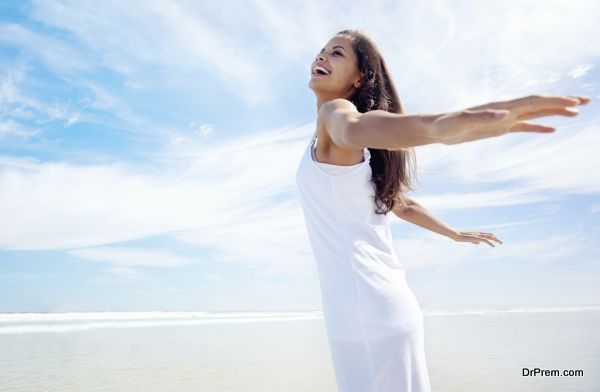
[315,99,364,165]
[316,98,360,146]
[320,97,358,111]
[317,98,359,121]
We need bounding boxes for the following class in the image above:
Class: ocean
[0,306,598,391]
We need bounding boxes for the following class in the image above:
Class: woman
[294,29,589,392]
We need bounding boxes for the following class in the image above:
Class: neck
[315,89,357,112]
[316,95,332,112]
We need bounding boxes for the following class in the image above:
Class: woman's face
[308,35,363,99]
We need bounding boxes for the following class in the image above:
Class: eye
[318,49,343,56]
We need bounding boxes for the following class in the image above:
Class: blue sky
[1,0,598,313]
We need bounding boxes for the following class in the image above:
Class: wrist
[449,230,460,241]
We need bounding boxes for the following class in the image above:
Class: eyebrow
[320,45,346,53]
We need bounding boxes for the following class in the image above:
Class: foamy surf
[1,306,598,334]
[0,310,325,334]
[423,305,600,316]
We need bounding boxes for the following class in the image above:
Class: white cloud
[0,23,92,75]
[414,120,600,198]
[0,64,81,137]
[568,64,594,79]
[5,0,598,149]
[105,266,145,280]
[459,218,552,230]
[1,117,598,278]
[28,0,278,106]
[0,124,316,282]
[0,120,41,138]
[174,197,315,276]
[192,123,214,138]
[69,246,192,267]
[204,273,225,282]
[394,228,595,273]
[0,159,228,250]
[404,188,553,211]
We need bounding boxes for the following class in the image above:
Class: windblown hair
[336,29,419,215]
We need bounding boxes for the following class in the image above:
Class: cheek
[335,65,355,82]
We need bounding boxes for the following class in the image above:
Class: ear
[352,71,364,88]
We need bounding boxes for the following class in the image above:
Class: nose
[316,52,326,62]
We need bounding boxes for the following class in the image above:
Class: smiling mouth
[312,65,331,77]
[312,70,330,77]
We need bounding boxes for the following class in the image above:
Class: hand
[452,231,503,247]
[429,94,591,145]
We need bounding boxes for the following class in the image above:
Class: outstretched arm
[319,95,589,150]
[392,198,503,247]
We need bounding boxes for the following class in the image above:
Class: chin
[307,80,327,93]
[307,82,318,93]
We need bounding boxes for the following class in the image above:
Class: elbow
[393,205,413,220]
[392,197,413,218]
[393,197,416,219]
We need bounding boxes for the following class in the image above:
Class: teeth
[313,65,330,75]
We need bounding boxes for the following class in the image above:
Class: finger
[510,95,585,114]
[481,233,503,244]
[464,233,494,247]
[517,107,579,121]
[466,95,590,113]
[566,95,591,105]
[478,236,495,247]
[489,235,503,244]
[509,122,556,133]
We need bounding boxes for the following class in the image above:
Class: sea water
[0,307,598,391]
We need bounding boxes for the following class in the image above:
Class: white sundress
[295,133,432,392]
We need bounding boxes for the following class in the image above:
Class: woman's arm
[319,98,437,149]
[319,95,588,150]
[393,198,503,247]
[393,198,459,240]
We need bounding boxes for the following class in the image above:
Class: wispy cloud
[0,23,93,75]
[0,124,316,277]
[68,246,195,280]
[0,64,76,137]
[27,0,281,106]
[415,120,600,198]
[69,246,192,267]
[1,116,597,277]
[104,266,145,280]
[569,64,595,79]
[394,228,596,273]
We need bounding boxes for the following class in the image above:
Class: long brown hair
[336,29,419,215]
